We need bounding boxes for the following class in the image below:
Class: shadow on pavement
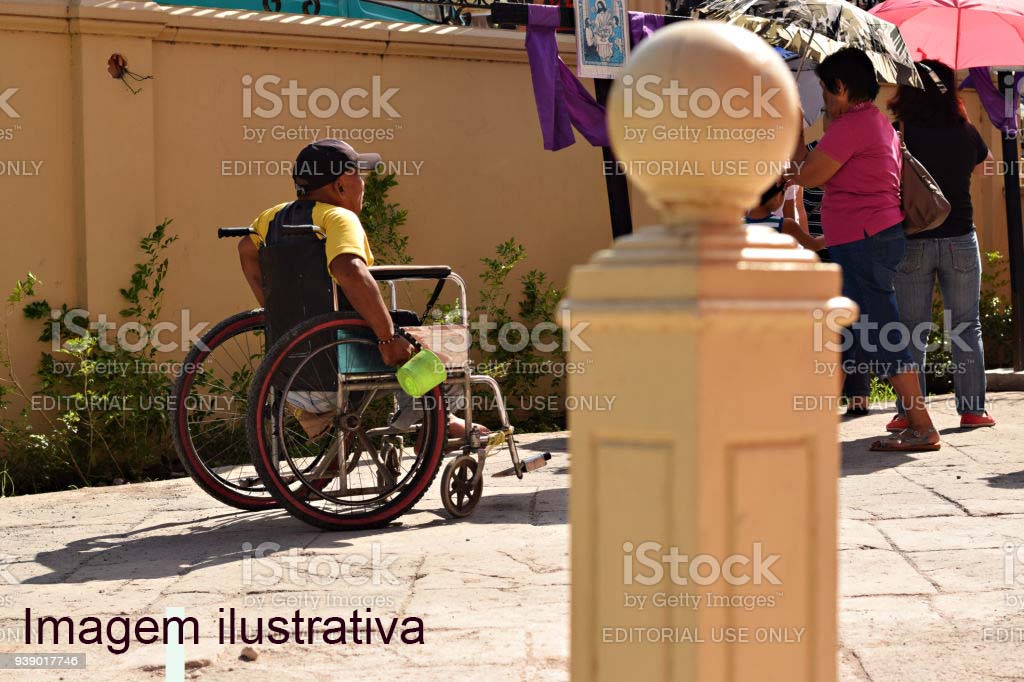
[418,487,568,525]
[517,436,568,455]
[984,470,1024,489]
[24,482,567,585]
[23,510,350,585]
[841,435,916,476]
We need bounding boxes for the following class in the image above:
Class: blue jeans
[894,231,987,415]
[829,224,916,382]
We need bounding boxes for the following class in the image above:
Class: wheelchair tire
[247,312,447,531]
[170,309,277,510]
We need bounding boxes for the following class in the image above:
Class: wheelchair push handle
[217,227,255,238]
[216,225,321,239]
[280,224,322,236]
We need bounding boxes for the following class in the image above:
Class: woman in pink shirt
[791,48,939,452]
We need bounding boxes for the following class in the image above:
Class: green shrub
[361,174,569,431]
[464,239,566,432]
[361,171,411,265]
[979,250,1014,369]
[0,221,179,495]
[923,250,1013,395]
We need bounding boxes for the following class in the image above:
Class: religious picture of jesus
[575,0,629,79]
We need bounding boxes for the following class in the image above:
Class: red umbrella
[870,0,1024,69]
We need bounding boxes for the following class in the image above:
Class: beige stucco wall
[0,1,1014,403]
[0,0,623,399]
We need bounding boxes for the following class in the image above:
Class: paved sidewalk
[839,391,1024,682]
[1,395,1022,681]
[0,433,570,681]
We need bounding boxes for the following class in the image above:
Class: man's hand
[330,254,418,366]
[379,336,417,367]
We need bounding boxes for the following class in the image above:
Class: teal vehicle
[157,0,452,25]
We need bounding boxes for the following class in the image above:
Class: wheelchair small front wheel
[441,455,482,518]
[247,312,447,531]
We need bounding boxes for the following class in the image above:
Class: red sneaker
[960,412,996,428]
[886,415,909,432]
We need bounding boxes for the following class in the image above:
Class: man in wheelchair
[237,138,482,440]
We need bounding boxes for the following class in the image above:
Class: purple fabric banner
[525,4,609,150]
[960,67,1024,136]
[628,12,665,49]
[524,6,665,151]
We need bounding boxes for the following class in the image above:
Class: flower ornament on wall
[107,54,153,95]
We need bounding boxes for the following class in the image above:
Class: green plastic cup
[396,348,447,397]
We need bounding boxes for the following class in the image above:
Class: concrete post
[562,22,856,682]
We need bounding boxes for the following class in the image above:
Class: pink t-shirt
[815,102,904,247]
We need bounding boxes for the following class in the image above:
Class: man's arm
[238,238,265,307]
[330,254,416,366]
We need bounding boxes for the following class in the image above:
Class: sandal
[870,428,941,452]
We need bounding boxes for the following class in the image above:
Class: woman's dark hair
[815,47,880,103]
[888,59,967,126]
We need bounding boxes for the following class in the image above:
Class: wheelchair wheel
[441,455,482,518]
[247,312,447,531]
[170,309,279,510]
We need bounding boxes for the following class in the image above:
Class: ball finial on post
[606,22,802,227]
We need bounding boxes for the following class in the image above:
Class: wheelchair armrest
[370,265,452,282]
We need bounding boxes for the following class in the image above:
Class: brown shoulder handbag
[898,121,951,235]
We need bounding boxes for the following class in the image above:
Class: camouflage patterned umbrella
[699,0,925,88]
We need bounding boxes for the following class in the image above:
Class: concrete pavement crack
[874,525,944,594]
[843,647,874,682]
[497,550,561,575]
[398,554,428,619]
[894,468,972,517]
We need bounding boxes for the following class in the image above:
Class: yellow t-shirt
[249,202,375,277]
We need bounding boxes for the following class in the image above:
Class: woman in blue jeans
[792,48,939,451]
[888,60,996,430]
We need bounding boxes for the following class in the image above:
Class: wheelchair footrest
[492,452,551,478]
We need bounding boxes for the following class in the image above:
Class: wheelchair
[170,225,550,530]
